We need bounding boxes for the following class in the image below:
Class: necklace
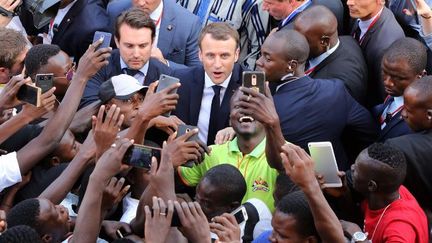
[367,196,401,240]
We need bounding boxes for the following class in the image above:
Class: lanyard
[154,10,163,27]
[305,66,316,75]
[354,12,381,45]
[280,0,312,28]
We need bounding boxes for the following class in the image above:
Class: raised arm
[238,83,286,171]
[281,144,345,243]
[16,41,112,174]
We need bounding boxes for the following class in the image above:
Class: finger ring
[159,212,166,216]
[111,143,116,148]
[247,95,251,102]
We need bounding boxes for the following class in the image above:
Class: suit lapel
[378,111,404,140]
[158,0,176,57]
[189,67,205,125]
[310,44,340,76]
[358,8,387,48]
[52,0,85,45]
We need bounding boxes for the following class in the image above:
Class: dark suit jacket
[372,98,413,142]
[309,36,368,105]
[273,76,378,170]
[172,64,244,145]
[351,7,405,107]
[279,0,345,34]
[386,130,432,210]
[52,0,110,62]
[79,49,172,108]
[107,0,201,69]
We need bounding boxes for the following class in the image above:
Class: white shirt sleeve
[0,152,22,192]
[120,193,139,223]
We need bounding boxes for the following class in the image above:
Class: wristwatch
[351,231,368,242]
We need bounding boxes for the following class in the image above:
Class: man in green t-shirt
[178,86,287,211]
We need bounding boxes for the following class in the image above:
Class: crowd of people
[0,0,432,242]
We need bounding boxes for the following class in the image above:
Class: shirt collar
[393,96,404,107]
[204,72,232,89]
[307,39,340,68]
[281,0,312,26]
[276,75,301,92]
[358,7,383,38]
[150,1,164,25]
[228,137,266,158]
[120,57,149,76]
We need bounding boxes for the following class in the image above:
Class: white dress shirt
[197,72,232,143]
[381,96,404,129]
[120,57,149,85]
[150,1,164,47]
[306,39,340,73]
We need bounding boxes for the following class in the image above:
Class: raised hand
[74,38,112,81]
[138,81,180,121]
[144,197,174,243]
[20,87,56,119]
[215,127,235,145]
[150,115,184,135]
[0,75,31,110]
[101,177,130,212]
[209,213,241,242]
[92,105,124,159]
[174,201,211,243]
[164,129,209,167]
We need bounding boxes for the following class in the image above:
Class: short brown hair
[198,22,239,49]
[0,28,27,69]
[115,8,156,41]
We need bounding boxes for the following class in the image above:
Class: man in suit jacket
[262,0,344,34]
[348,1,405,107]
[385,76,432,212]
[256,29,377,170]
[80,8,171,109]
[107,0,201,69]
[294,5,367,105]
[372,38,427,142]
[173,23,244,146]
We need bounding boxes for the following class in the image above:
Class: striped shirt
[177,0,269,70]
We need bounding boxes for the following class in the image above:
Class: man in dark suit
[107,0,201,69]
[256,29,377,170]
[386,76,432,212]
[294,5,368,105]
[348,0,405,107]
[173,23,244,145]
[262,0,344,34]
[372,38,427,142]
[80,8,171,109]
[21,0,111,63]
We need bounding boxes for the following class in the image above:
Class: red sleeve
[382,221,417,243]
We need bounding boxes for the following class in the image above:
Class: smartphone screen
[231,206,248,224]
[308,142,342,188]
[35,73,54,93]
[123,144,161,169]
[242,71,265,94]
[93,31,112,50]
[176,125,199,167]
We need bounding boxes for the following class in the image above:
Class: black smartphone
[156,74,180,117]
[35,73,54,93]
[17,84,42,107]
[242,71,265,94]
[176,124,199,168]
[123,144,161,169]
[93,31,112,50]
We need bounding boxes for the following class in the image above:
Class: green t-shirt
[178,137,278,211]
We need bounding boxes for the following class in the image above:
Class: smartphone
[92,31,112,50]
[231,206,248,224]
[308,142,342,188]
[35,73,54,93]
[17,84,42,107]
[123,144,161,169]
[176,124,199,168]
[242,71,265,94]
[156,74,180,117]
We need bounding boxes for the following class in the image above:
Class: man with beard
[177,88,285,212]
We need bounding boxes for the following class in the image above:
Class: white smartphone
[231,206,248,225]
[308,142,342,188]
